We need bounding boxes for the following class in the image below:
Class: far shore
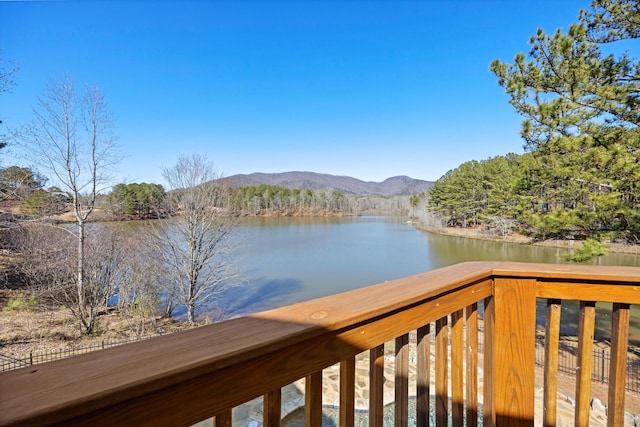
[11,202,640,256]
[414,222,640,256]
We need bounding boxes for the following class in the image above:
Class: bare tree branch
[17,75,120,334]
[148,154,243,323]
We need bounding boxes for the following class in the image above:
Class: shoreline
[414,223,640,255]
[5,201,640,256]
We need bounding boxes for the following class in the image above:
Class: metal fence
[535,338,640,394]
[2,332,640,396]
[0,335,155,373]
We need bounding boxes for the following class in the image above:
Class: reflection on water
[226,216,639,308]
[216,277,304,318]
[122,216,640,339]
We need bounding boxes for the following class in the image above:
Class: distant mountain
[223,172,433,196]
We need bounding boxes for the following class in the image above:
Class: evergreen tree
[106,182,166,218]
[490,0,639,241]
[0,166,46,200]
[428,155,522,229]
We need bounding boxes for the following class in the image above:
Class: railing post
[543,299,561,427]
[485,277,537,426]
[608,303,630,427]
[466,303,479,427]
[264,389,282,427]
[451,310,464,426]
[340,357,355,427]
[576,301,596,425]
[214,410,232,427]
[305,371,323,427]
[369,345,385,427]
[435,316,449,427]
[417,325,431,427]
[395,334,409,427]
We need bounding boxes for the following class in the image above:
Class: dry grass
[0,289,192,360]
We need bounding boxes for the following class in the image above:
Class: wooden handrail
[1,261,639,426]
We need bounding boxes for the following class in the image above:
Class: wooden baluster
[435,316,449,427]
[370,344,385,427]
[305,371,323,427]
[417,324,431,427]
[465,303,479,427]
[451,310,464,425]
[395,334,409,427]
[213,409,232,427]
[544,299,561,427]
[575,301,596,425]
[484,295,496,427]
[264,389,281,427]
[340,357,356,427]
[608,303,630,427]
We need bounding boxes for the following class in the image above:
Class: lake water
[211,216,640,342]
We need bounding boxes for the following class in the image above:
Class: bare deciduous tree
[116,233,167,337]
[17,224,74,299]
[19,75,119,333]
[0,55,18,98]
[149,154,242,323]
[0,53,19,179]
[18,224,121,334]
[0,54,19,148]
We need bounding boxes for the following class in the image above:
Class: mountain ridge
[222,171,433,196]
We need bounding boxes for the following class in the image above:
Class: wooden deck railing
[1,261,640,426]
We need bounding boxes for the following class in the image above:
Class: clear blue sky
[1,0,589,186]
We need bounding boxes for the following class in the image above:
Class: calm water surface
[213,216,640,338]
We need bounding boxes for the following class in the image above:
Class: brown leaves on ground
[0,289,192,360]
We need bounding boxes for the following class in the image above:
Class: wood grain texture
[395,334,409,427]
[537,281,640,303]
[465,303,479,427]
[340,357,355,427]
[214,409,232,427]
[416,324,431,427]
[451,310,464,426]
[264,389,282,427]
[435,316,449,427]
[369,345,385,427]
[305,371,323,427]
[492,278,537,426]
[575,301,596,426]
[0,264,493,427]
[492,262,640,283]
[608,303,630,427]
[484,295,496,427]
[543,299,561,427]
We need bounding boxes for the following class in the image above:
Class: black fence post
[601,348,605,384]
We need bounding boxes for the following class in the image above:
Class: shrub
[3,295,38,312]
[561,239,609,262]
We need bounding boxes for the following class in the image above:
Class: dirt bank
[415,223,640,255]
[0,288,194,360]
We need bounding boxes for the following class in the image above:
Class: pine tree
[490,0,639,241]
